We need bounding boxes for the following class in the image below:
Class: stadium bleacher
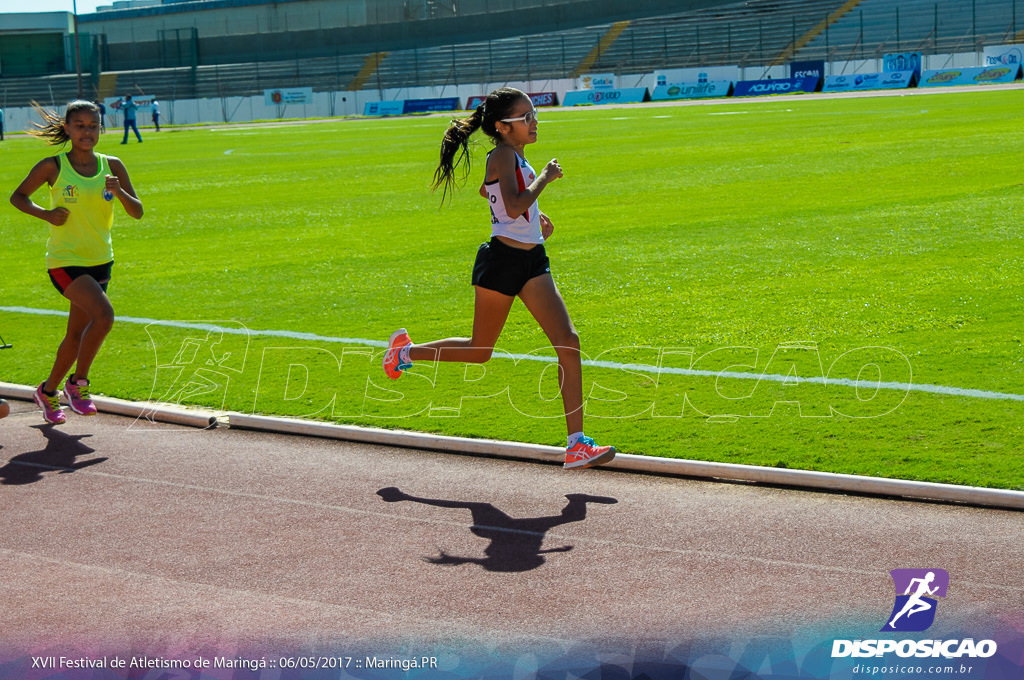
[1,0,1020,108]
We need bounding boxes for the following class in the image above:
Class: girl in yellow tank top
[10,100,144,424]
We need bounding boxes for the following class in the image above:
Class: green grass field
[2,88,1022,490]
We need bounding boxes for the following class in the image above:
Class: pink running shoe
[33,383,67,425]
[383,328,412,379]
[564,436,616,470]
[64,376,98,416]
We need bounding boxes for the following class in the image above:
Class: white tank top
[484,151,543,244]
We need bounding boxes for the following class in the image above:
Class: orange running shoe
[564,436,616,470]
[383,328,413,379]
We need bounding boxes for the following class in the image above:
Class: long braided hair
[431,87,529,203]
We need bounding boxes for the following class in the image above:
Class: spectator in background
[121,94,142,144]
[152,99,161,131]
[96,100,106,128]
[0,106,5,141]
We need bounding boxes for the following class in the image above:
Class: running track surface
[1,399,1022,668]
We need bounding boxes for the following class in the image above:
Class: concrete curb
[0,382,218,429]
[3,382,1021,511]
[227,413,1024,511]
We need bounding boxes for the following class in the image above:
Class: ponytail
[431,105,484,204]
[29,100,101,146]
[430,86,530,204]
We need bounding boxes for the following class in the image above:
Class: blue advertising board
[732,76,819,97]
[651,81,733,101]
[403,97,461,114]
[822,70,917,92]
[562,87,650,106]
[790,60,825,81]
[920,65,1022,88]
[363,101,405,116]
[883,52,922,77]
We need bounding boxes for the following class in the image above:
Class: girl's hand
[540,212,555,240]
[540,158,563,185]
[105,174,121,195]
[47,207,70,226]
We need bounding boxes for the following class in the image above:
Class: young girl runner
[383,87,614,470]
[10,100,144,424]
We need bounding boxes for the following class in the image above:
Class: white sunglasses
[501,109,539,125]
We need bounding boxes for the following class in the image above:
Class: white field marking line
[12,457,1019,594]
[4,305,1023,403]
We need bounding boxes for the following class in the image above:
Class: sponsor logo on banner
[921,65,1021,87]
[563,87,649,106]
[790,60,824,81]
[402,97,460,114]
[363,101,405,116]
[983,43,1023,66]
[976,67,1015,81]
[264,87,312,106]
[651,81,733,100]
[831,569,997,661]
[465,92,558,110]
[884,52,922,76]
[823,70,916,92]
[927,70,961,84]
[733,76,818,97]
[581,73,616,90]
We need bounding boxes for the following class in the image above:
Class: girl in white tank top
[381,87,616,470]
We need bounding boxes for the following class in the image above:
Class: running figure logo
[881,568,950,632]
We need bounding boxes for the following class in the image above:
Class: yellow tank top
[46,153,114,268]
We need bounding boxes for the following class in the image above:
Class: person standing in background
[152,99,161,131]
[121,95,141,144]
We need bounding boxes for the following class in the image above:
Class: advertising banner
[921,65,1022,88]
[651,80,733,101]
[363,101,405,116]
[655,66,740,87]
[983,43,1024,67]
[264,87,313,106]
[465,92,559,110]
[563,87,649,106]
[790,60,825,81]
[883,52,922,77]
[822,70,917,92]
[402,97,461,114]
[732,76,819,97]
[581,73,616,90]
[106,96,156,112]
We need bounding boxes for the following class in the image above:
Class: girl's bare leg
[409,286,516,364]
[516,274,583,437]
[44,276,114,391]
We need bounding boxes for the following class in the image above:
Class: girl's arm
[539,211,554,240]
[10,157,68,226]
[487,145,562,218]
[106,157,144,219]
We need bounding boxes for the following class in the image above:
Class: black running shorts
[48,261,113,296]
[471,237,551,297]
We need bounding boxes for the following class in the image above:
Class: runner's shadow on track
[377,487,617,572]
[0,425,107,485]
